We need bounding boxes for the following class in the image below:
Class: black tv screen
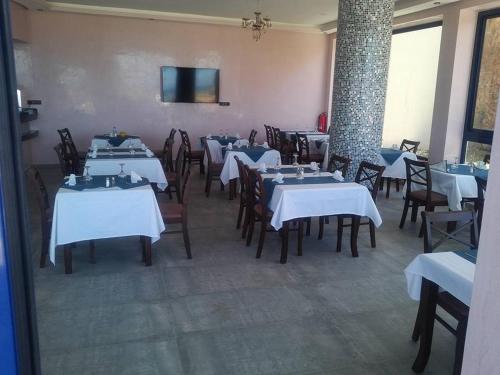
[161,66,219,103]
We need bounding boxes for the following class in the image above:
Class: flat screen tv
[161,66,219,103]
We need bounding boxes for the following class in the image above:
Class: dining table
[404,249,476,372]
[259,167,382,263]
[49,175,166,273]
[430,164,488,211]
[202,136,250,168]
[90,134,143,149]
[377,147,418,180]
[84,148,168,190]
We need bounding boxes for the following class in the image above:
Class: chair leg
[242,207,250,239]
[182,154,187,175]
[280,221,289,264]
[236,202,245,229]
[396,179,401,192]
[350,216,360,258]
[144,237,152,266]
[336,216,343,253]
[205,172,212,197]
[453,319,468,375]
[318,216,324,240]
[369,220,376,248]
[411,202,419,222]
[246,213,255,246]
[64,244,73,274]
[166,186,173,200]
[305,217,311,236]
[298,220,304,256]
[182,215,192,259]
[256,218,267,258]
[399,198,410,229]
[40,224,50,268]
[386,177,391,198]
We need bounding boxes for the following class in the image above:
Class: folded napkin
[140,143,147,151]
[272,173,284,183]
[227,142,233,150]
[236,133,241,139]
[332,170,344,182]
[92,144,98,152]
[207,134,212,139]
[310,162,318,170]
[66,174,77,186]
[258,163,267,172]
[234,139,249,148]
[130,171,142,183]
[90,149,97,158]
[145,149,154,158]
[262,141,270,149]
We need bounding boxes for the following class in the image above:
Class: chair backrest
[178,129,192,154]
[400,139,420,154]
[475,176,487,231]
[354,161,385,201]
[234,155,248,193]
[61,139,81,175]
[248,129,257,146]
[57,127,73,144]
[54,143,70,176]
[175,143,185,173]
[246,166,268,215]
[404,157,432,204]
[204,141,214,167]
[264,125,274,148]
[421,210,478,253]
[272,127,285,151]
[327,154,351,178]
[25,167,50,219]
[168,128,177,142]
[483,154,490,164]
[296,133,310,163]
[180,168,192,205]
[161,138,175,172]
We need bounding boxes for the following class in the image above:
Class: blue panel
[0,195,18,375]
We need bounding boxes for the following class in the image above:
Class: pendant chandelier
[241,11,272,41]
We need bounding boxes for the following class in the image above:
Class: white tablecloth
[283,131,330,143]
[203,139,250,167]
[220,148,281,185]
[377,151,418,179]
[430,169,478,211]
[85,157,168,190]
[91,137,143,149]
[267,180,382,230]
[49,185,165,264]
[404,252,475,306]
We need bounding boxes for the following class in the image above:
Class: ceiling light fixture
[241,11,272,41]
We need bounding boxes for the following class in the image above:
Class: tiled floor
[29,166,455,374]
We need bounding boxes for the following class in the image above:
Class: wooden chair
[412,210,477,375]
[54,143,70,176]
[383,139,421,198]
[26,167,95,271]
[474,176,487,233]
[272,127,291,163]
[319,161,385,256]
[234,156,249,234]
[327,153,351,177]
[158,169,193,259]
[164,142,184,202]
[155,128,177,162]
[296,133,323,164]
[483,154,490,164]
[179,129,204,175]
[399,158,448,236]
[204,141,224,197]
[264,124,274,148]
[62,139,83,175]
[57,128,86,160]
[248,129,258,146]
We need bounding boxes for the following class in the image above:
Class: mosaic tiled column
[329,0,394,180]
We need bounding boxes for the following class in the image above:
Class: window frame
[461,8,500,162]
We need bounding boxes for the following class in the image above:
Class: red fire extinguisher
[317,112,328,133]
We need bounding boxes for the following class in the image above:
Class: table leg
[280,221,290,264]
[350,215,360,257]
[64,244,73,274]
[229,178,237,200]
[144,237,152,266]
[297,220,304,256]
[412,278,438,373]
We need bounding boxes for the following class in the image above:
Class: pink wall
[10,1,29,42]
[23,11,329,163]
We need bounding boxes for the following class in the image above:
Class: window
[462,9,500,163]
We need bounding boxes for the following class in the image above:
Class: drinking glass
[296,166,304,180]
[129,144,134,154]
[118,163,126,178]
[275,156,281,172]
[84,165,92,181]
[292,153,299,166]
[392,144,398,150]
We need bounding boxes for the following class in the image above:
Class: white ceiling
[17,0,461,31]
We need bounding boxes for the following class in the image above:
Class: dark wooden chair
[204,141,224,197]
[327,153,351,177]
[158,169,193,259]
[179,129,204,175]
[248,129,258,146]
[57,128,87,160]
[26,167,95,271]
[319,161,385,256]
[399,158,448,236]
[412,210,478,375]
[62,138,83,175]
[383,139,421,198]
[234,156,249,234]
[474,176,487,233]
[264,124,274,148]
[54,143,70,176]
[272,126,291,163]
[296,133,323,164]
[483,154,490,164]
[165,142,184,202]
[155,128,177,163]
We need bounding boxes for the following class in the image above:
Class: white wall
[382,26,442,152]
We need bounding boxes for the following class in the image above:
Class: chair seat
[190,150,204,160]
[159,202,184,223]
[409,190,448,204]
[438,292,469,320]
[166,171,176,184]
[253,204,273,217]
